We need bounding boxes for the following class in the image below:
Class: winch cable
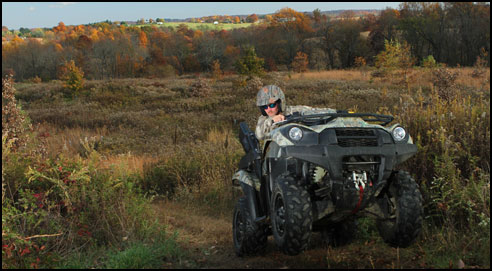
[351,184,364,214]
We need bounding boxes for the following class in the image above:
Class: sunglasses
[261,102,278,110]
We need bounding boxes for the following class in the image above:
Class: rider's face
[265,103,279,117]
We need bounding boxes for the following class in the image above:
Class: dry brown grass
[97,153,159,178]
[35,122,109,157]
[289,67,490,93]
[456,67,490,91]
[35,122,159,178]
[288,70,370,81]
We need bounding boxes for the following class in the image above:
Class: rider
[255,85,335,140]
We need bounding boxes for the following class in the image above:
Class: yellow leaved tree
[60,60,85,96]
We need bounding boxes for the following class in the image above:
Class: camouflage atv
[232,110,423,256]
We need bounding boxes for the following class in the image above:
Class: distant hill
[174,9,381,23]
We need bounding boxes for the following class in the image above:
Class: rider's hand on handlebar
[272,114,285,123]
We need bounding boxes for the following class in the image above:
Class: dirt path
[152,199,425,269]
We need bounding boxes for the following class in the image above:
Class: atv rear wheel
[271,177,313,255]
[376,171,423,248]
[233,196,268,256]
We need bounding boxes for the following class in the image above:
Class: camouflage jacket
[255,105,336,140]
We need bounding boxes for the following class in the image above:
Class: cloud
[49,2,76,8]
[29,6,35,11]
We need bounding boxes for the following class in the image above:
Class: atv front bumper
[271,143,417,182]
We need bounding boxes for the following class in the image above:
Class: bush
[245,76,264,93]
[472,47,488,78]
[291,51,309,73]
[211,59,223,81]
[141,163,177,197]
[431,68,459,103]
[60,60,85,95]
[422,55,438,69]
[375,40,414,71]
[2,74,33,152]
[189,77,211,97]
[397,84,490,233]
[235,46,265,78]
[374,40,415,84]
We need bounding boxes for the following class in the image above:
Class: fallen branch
[24,233,63,240]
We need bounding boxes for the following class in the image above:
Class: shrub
[397,83,490,231]
[211,59,223,81]
[60,60,85,95]
[141,163,177,197]
[472,47,488,78]
[374,40,415,84]
[431,68,459,103]
[422,55,438,69]
[189,77,211,97]
[235,46,265,78]
[291,51,309,73]
[245,76,264,93]
[2,75,33,150]
[375,40,414,70]
[354,56,367,68]
[28,76,42,84]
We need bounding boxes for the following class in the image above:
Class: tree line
[2,3,490,82]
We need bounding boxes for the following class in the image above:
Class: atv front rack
[278,111,394,126]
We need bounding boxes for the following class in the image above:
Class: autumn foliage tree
[211,59,223,81]
[235,46,265,78]
[291,51,308,72]
[60,60,85,95]
[374,40,415,83]
[246,14,259,23]
[1,5,489,82]
[272,7,313,34]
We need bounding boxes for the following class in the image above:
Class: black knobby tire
[232,196,268,256]
[322,218,358,247]
[377,171,423,248]
[271,177,313,255]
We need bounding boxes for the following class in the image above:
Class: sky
[2,2,402,30]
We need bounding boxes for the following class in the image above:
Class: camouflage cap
[256,85,286,112]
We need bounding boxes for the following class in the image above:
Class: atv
[232,110,423,256]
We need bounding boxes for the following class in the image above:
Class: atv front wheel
[376,171,423,248]
[233,196,268,256]
[271,177,313,255]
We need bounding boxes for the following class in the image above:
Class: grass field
[3,68,490,268]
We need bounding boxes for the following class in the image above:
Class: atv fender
[232,170,266,224]
[233,170,261,191]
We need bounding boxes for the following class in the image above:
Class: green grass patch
[56,234,186,269]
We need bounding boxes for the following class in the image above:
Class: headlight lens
[289,127,303,141]
[393,127,406,141]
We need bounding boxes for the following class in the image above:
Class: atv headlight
[289,127,303,141]
[392,127,406,141]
